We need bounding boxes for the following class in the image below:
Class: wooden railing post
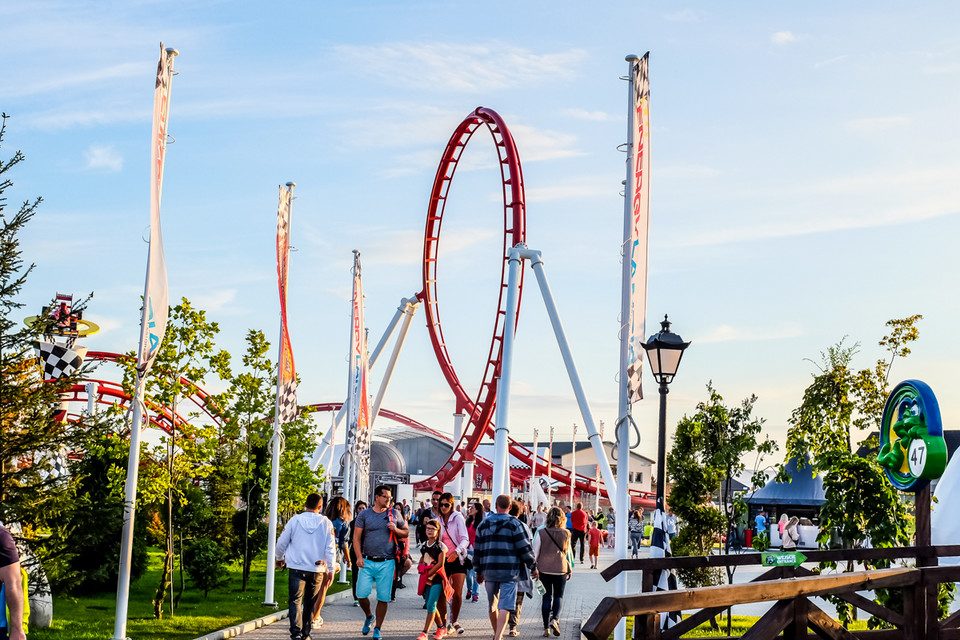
[784,597,807,640]
[634,613,659,639]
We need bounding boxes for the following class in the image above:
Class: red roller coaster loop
[415,107,526,492]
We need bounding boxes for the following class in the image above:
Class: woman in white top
[437,492,470,635]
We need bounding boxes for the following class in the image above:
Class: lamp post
[641,315,690,512]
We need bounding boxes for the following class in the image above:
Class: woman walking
[781,516,799,551]
[437,492,469,635]
[464,502,483,603]
[628,510,643,558]
[533,507,572,637]
[347,500,366,606]
[316,497,352,623]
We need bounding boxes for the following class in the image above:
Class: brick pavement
[223,546,642,640]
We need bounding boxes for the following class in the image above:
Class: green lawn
[620,613,869,638]
[31,550,350,640]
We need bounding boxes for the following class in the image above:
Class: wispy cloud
[524,178,612,203]
[509,124,584,162]
[771,31,797,45]
[845,115,910,134]
[4,62,146,100]
[699,323,805,344]
[559,108,611,122]
[814,54,851,69]
[332,42,586,93]
[83,145,123,172]
[190,288,237,313]
[664,9,704,22]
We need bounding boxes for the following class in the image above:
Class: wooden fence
[582,545,960,640]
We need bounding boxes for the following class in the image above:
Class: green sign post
[761,551,807,567]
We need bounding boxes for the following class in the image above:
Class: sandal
[453,622,465,635]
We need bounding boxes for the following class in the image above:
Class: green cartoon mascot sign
[878,380,947,492]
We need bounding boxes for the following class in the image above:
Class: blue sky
[2,1,959,465]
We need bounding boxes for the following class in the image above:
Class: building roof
[743,457,825,506]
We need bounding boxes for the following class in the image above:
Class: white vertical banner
[137,43,176,381]
[344,251,368,503]
[114,43,178,640]
[625,52,651,404]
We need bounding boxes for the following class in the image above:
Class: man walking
[275,493,336,640]
[570,503,587,564]
[0,524,26,640]
[354,485,409,639]
[474,494,538,640]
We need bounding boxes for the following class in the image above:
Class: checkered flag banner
[34,341,85,380]
[649,507,681,630]
[38,449,69,481]
[277,379,298,426]
[274,184,298,427]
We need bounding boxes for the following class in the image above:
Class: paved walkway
[235,546,643,640]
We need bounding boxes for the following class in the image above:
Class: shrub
[182,538,229,597]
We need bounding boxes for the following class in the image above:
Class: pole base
[262,601,279,607]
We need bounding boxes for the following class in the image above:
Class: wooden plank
[662,567,785,640]
[806,601,858,640]
[582,596,622,640]
[740,599,794,640]
[940,607,960,629]
[903,579,918,639]
[786,597,808,640]
[611,568,917,617]
[633,613,658,640]
[793,567,905,628]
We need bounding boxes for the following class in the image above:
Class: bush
[182,538,229,597]
[752,532,769,552]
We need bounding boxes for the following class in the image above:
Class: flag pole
[264,181,296,606]
[615,52,648,640]
[113,44,178,640]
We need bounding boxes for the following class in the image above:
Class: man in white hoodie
[276,493,337,640]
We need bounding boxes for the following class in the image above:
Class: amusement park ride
[40,108,646,509]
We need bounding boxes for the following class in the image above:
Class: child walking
[418,519,451,640]
[587,521,603,569]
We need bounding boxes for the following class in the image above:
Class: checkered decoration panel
[649,508,681,630]
[34,341,83,379]
[277,379,298,425]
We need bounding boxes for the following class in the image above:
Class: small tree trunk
[153,548,172,619]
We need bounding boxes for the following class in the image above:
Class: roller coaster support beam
[369,298,419,429]
[492,246,524,497]
[309,295,418,472]
[492,244,618,501]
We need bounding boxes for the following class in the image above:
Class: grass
[31,549,350,640]
[620,613,869,638]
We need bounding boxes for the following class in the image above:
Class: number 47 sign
[878,380,948,493]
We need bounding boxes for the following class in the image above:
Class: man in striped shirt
[474,494,539,640]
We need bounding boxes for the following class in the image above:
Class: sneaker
[551,618,560,637]
[315,615,323,626]
[433,628,446,640]
[362,615,375,635]
[543,630,551,637]
[472,594,479,602]
[353,600,360,607]
[418,634,429,640]
[373,629,382,640]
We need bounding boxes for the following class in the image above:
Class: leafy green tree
[780,316,953,626]
[667,383,776,592]
[117,297,232,618]
[0,114,92,594]
[182,538,229,597]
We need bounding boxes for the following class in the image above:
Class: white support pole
[615,55,642,640]
[452,412,464,500]
[492,245,524,498]
[524,251,618,500]
[570,423,577,506]
[463,457,475,501]
[112,380,147,640]
[530,428,539,497]
[369,299,418,429]
[86,381,97,416]
[548,426,554,505]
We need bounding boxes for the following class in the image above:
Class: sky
[2,1,959,469]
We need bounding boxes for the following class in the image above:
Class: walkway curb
[193,587,354,640]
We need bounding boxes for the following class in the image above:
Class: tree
[116,297,232,618]
[667,383,777,594]
[780,315,953,626]
[0,113,91,595]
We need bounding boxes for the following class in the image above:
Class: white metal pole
[112,380,147,640]
[524,252,618,499]
[570,423,577,506]
[463,457,475,501]
[264,181,295,607]
[492,245,524,498]
[452,412,464,499]
[548,426,554,505]
[86,381,97,416]
[530,428,539,497]
[615,55,641,639]
[369,300,418,429]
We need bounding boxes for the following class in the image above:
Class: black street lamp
[642,315,690,513]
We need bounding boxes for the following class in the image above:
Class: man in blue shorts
[353,485,408,639]
[474,494,538,640]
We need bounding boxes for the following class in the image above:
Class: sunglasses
[440,503,453,509]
